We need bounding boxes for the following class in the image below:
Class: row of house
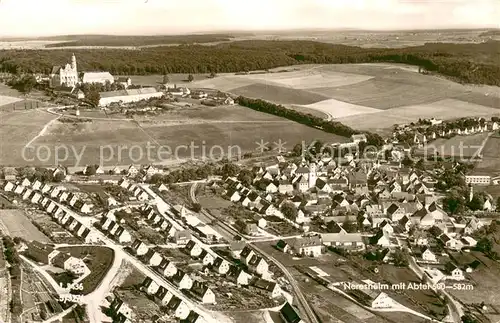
[3,181,100,243]
[109,293,205,323]
[118,178,151,201]
[98,215,132,244]
[3,178,93,214]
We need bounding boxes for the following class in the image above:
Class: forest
[43,33,237,47]
[0,39,499,85]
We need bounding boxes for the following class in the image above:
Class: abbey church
[49,54,114,88]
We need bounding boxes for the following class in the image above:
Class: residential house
[157,258,177,278]
[2,181,14,192]
[144,250,163,267]
[174,231,192,246]
[248,255,269,276]
[185,240,203,258]
[290,236,322,257]
[228,266,251,286]
[171,270,193,290]
[276,240,290,253]
[199,249,215,266]
[191,281,216,304]
[141,277,161,295]
[230,241,246,259]
[321,233,365,251]
[252,278,282,299]
[421,247,437,262]
[167,297,190,320]
[131,239,149,256]
[444,263,465,281]
[155,286,174,305]
[212,257,230,275]
[240,246,255,265]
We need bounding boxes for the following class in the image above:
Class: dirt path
[24,114,61,148]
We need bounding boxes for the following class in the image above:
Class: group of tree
[78,83,102,107]
[237,96,383,146]
[280,202,298,221]
[149,161,241,185]
[2,40,499,86]
[16,166,65,182]
[7,74,37,93]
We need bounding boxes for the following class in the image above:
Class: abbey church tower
[49,54,79,88]
[71,53,77,71]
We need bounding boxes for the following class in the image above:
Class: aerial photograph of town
[0,0,499,322]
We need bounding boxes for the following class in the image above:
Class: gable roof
[280,302,302,323]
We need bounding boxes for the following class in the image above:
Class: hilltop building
[49,53,78,88]
[49,54,114,88]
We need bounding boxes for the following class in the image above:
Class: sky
[0,0,498,37]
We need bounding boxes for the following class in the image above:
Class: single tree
[85,88,100,107]
[280,202,298,221]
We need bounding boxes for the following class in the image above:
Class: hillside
[0,40,499,85]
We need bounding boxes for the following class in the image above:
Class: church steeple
[71,53,77,70]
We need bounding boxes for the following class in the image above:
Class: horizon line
[1,26,499,39]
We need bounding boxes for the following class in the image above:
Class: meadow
[476,135,500,171]
[23,104,348,166]
[415,132,490,159]
[0,110,58,165]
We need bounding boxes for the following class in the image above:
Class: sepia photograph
[0,0,499,322]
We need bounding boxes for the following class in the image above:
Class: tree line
[0,40,498,85]
[236,96,384,146]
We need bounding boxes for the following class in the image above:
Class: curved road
[399,236,464,323]
[189,183,319,323]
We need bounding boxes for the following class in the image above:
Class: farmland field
[415,132,490,159]
[337,100,500,132]
[299,98,381,119]
[0,110,58,165]
[190,64,500,129]
[0,209,51,242]
[230,83,328,105]
[23,104,348,166]
[476,135,500,171]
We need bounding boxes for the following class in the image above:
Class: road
[37,200,222,323]
[189,182,320,323]
[400,237,464,323]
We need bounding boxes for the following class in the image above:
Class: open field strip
[337,99,500,132]
[0,210,51,242]
[415,132,490,158]
[0,110,61,165]
[240,69,373,89]
[0,95,23,107]
[298,98,382,119]
[476,135,500,171]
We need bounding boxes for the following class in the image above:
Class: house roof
[291,235,322,248]
[280,302,302,323]
[51,66,61,74]
[321,233,363,243]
